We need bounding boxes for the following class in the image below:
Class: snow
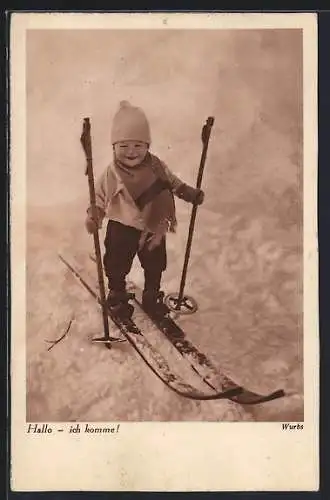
[26,29,303,422]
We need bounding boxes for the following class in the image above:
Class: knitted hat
[111,101,151,145]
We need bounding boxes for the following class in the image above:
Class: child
[85,101,204,320]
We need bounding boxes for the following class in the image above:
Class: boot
[142,290,169,320]
[142,269,169,319]
[106,290,134,320]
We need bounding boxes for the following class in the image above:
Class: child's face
[114,141,148,167]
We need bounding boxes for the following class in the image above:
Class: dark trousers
[103,220,167,293]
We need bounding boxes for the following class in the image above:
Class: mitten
[176,183,205,205]
[85,215,98,234]
[85,206,105,234]
[138,223,167,251]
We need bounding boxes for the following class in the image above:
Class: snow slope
[25,29,303,421]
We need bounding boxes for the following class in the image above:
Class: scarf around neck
[114,152,177,236]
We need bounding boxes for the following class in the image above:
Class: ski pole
[80,117,111,345]
[174,116,215,312]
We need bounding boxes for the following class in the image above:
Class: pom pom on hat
[111,100,151,144]
[119,100,131,108]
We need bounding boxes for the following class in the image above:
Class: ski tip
[231,388,286,405]
[270,389,286,400]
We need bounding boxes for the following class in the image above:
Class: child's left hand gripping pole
[80,118,111,347]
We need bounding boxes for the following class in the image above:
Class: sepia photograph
[25,25,302,423]
[10,12,318,492]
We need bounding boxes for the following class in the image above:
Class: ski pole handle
[81,118,97,209]
[196,116,214,189]
[81,118,92,169]
[81,118,102,230]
